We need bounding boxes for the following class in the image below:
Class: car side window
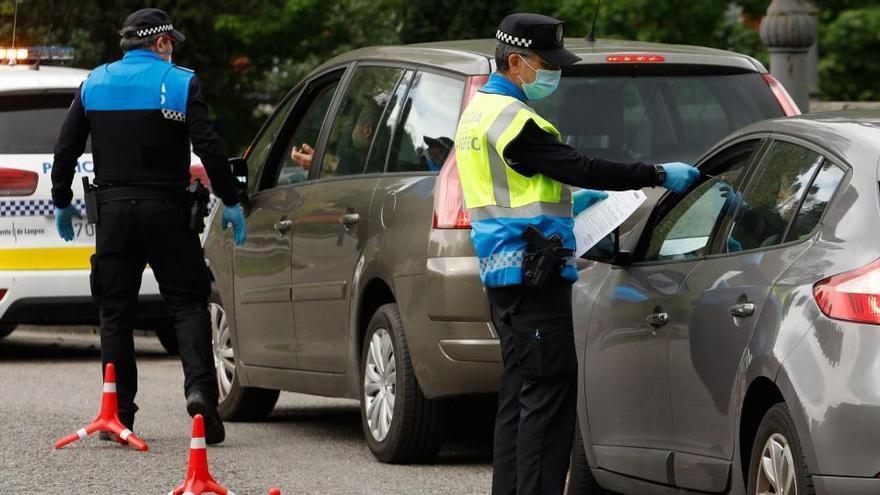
[726,141,824,252]
[641,144,754,262]
[274,80,341,187]
[318,66,403,179]
[386,71,465,173]
[246,93,297,193]
[364,71,414,174]
[785,161,845,242]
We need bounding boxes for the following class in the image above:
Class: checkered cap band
[136,24,174,38]
[496,30,533,48]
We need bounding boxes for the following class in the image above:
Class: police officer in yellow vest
[455,13,700,495]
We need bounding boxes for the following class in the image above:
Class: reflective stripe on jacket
[455,92,576,287]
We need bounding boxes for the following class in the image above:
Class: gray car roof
[313,38,766,76]
[724,110,880,174]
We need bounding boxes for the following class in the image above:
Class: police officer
[51,8,247,445]
[455,13,700,495]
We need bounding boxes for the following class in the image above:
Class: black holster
[521,225,574,290]
[82,177,100,224]
[187,179,210,233]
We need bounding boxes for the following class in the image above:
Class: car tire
[154,325,179,355]
[360,303,448,464]
[0,323,16,339]
[567,419,617,495]
[747,403,815,495]
[210,289,280,421]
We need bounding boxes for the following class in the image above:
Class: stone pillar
[760,0,818,112]
[806,2,819,98]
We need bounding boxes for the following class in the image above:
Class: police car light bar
[0,46,75,63]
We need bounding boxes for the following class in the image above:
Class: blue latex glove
[573,189,609,215]
[727,236,743,253]
[54,205,81,242]
[660,162,700,194]
[221,203,247,246]
[719,183,746,215]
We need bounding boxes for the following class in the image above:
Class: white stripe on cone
[103,383,117,393]
[190,437,206,449]
[76,428,88,439]
[119,429,132,440]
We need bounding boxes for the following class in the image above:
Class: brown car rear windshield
[532,70,783,165]
[0,92,90,154]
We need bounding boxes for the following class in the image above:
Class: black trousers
[91,199,217,423]
[488,280,578,495]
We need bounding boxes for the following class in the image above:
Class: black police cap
[119,8,185,42]
[496,13,581,67]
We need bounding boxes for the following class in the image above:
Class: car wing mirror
[582,228,634,267]
[229,157,250,216]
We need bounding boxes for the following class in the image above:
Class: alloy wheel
[363,327,396,442]
[756,432,797,495]
[210,302,235,401]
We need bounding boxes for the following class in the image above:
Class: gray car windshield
[533,71,782,165]
[0,93,90,154]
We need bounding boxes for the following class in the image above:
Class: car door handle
[341,213,360,226]
[646,312,669,327]
[274,219,292,233]
[729,302,756,318]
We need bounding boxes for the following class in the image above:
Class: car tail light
[432,75,488,230]
[814,259,880,325]
[189,164,211,187]
[606,54,666,63]
[0,167,38,196]
[0,289,6,302]
[762,74,801,116]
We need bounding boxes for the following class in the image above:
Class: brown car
[202,38,794,463]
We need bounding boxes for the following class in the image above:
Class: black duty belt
[96,186,187,204]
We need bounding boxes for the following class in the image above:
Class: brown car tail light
[0,167,38,196]
[606,54,666,63]
[762,74,801,116]
[189,164,211,187]
[814,259,880,325]
[0,289,7,302]
[432,75,489,230]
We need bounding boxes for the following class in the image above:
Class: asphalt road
[0,327,494,494]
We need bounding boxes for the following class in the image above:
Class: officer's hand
[221,203,247,246]
[573,189,609,215]
[54,205,82,242]
[660,162,700,194]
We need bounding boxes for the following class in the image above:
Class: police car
[0,47,209,352]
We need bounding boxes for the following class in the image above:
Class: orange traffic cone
[54,362,148,451]
[168,414,235,495]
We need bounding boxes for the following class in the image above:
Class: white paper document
[573,190,647,256]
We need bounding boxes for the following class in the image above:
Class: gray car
[569,110,880,495]
[202,39,793,463]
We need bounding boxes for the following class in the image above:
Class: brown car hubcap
[364,328,396,442]
[756,433,797,495]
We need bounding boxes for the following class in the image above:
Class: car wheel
[567,419,617,495]
[210,290,280,421]
[360,303,448,463]
[154,325,179,355]
[747,403,815,495]
[0,323,16,339]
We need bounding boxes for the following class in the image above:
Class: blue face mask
[517,56,561,101]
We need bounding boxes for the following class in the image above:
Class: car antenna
[586,0,601,43]
[8,0,20,66]
[31,24,54,71]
